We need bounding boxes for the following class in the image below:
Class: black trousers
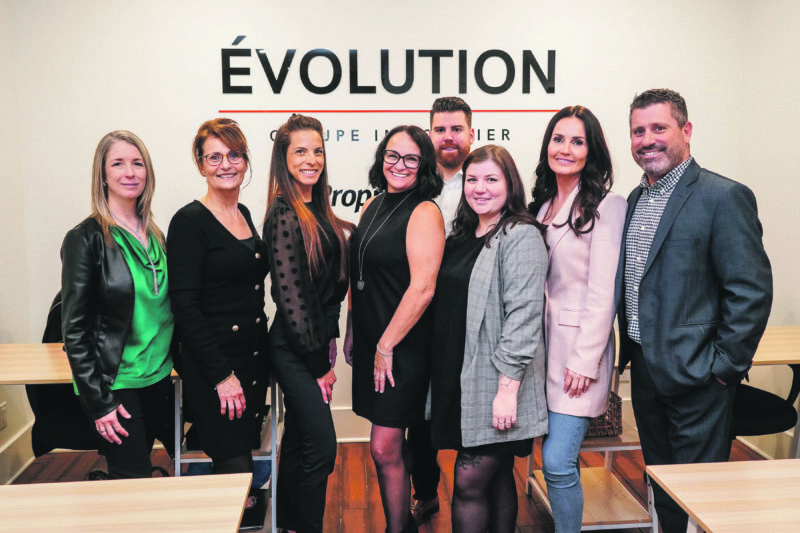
[98,376,172,479]
[630,344,735,533]
[269,321,337,533]
[408,419,440,501]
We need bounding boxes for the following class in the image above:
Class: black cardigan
[167,201,269,386]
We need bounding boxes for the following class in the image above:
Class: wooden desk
[0,342,279,532]
[646,459,800,533]
[0,343,182,473]
[752,325,800,366]
[0,472,251,532]
[0,343,72,384]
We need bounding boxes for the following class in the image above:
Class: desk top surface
[0,325,798,385]
[0,343,72,384]
[751,325,800,365]
[647,459,800,532]
[0,343,181,385]
[0,472,251,532]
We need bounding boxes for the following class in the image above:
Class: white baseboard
[332,406,370,442]
[738,431,795,460]
[0,421,34,484]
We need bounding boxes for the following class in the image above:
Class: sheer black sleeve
[263,199,331,376]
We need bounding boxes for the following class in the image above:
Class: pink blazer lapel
[537,186,580,259]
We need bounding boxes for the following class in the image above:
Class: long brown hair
[90,130,163,246]
[266,114,354,280]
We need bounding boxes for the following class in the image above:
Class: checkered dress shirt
[624,157,693,343]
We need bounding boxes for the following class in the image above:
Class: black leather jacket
[61,217,133,420]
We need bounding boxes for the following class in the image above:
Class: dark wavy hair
[367,125,442,200]
[450,145,539,246]
[529,106,613,235]
[265,114,354,281]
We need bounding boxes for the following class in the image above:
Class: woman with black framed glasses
[345,125,444,533]
[168,118,269,513]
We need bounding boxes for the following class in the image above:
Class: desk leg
[646,475,660,533]
[271,384,279,533]
[525,453,533,495]
[174,377,182,477]
[792,414,800,459]
[604,450,614,470]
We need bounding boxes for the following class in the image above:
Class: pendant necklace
[111,212,160,296]
[356,191,414,291]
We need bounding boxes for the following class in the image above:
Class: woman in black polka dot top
[262,114,354,533]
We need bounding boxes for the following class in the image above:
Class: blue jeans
[541,410,590,533]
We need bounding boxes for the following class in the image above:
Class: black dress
[430,234,533,457]
[430,234,484,449]
[167,201,270,460]
[351,189,432,428]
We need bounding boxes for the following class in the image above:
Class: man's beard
[437,145,468,169]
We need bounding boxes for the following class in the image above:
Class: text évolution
[221,39,556,95]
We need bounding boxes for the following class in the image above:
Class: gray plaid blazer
[460,222,549,447]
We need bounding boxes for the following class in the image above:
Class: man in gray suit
[616,88,772,533]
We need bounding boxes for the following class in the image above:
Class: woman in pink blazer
[529,106,626,533]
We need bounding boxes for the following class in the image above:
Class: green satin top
[109,227,174,389]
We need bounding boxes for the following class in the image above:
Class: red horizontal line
[218,109,560,114]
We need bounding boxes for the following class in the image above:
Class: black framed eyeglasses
[383,149,421,169]
[202,151,244,166]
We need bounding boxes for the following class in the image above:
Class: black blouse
[263,197,348,377]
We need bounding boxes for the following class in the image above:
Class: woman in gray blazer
[429,145,548,533]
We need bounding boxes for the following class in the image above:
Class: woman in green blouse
[61,130,173,479]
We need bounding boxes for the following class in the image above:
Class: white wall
[0,0,35,482]
[735,0,800,458]
[1,0,798,480]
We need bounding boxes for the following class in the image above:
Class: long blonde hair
[90,130,163,246]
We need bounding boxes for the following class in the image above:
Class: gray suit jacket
[460,223,549,447]
[615,159,773,395]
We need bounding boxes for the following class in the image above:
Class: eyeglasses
[202,151,244,166]
[383,149,421,169]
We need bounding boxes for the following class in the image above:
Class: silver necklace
[111,212,143,244]
[111,212,160,296]
[356,191,414,291]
